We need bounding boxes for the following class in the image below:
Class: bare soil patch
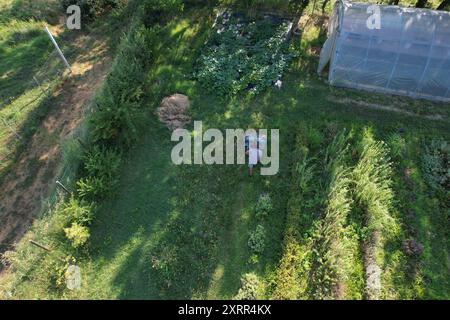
[0,28,111,259]
[328,96,447,122]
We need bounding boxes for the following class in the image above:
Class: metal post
[44,25,72,73]
[56,180,71,195]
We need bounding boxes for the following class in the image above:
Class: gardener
[246,141,263,177]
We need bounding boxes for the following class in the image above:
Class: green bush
[62,197,93,225]
[255,193,273,220]
[142,0,184,27]
[7,0,60,24]
[64,222,90,248]
[196,14,292,96]
[271,238,303,299]
[248,224,266,254]
[61,0,123,21]
[234,273,260,300]
[77,146,121,200]
[387,133,407,159]
[90,25,153,145]
[422,139,449,194]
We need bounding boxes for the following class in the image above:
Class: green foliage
[64,222,90,248]
[421,139,449,194]
[142,0,184,27]
[352,129,398,299]
[387,133,407,159]
[255,193,273,220]
[3,1,450,301]
[271,238,303,299]
[196,14,292,96]
[90,25,154,145]
[289,0,311,14]
[234,273,260,300]
[353,129,394,233]
[248,224,266,254]
[306,130,363,299]
[62,197,93,226]
[77,146,121,200]
[3,0,60,24]
[308,167,354,299]
[61,0,124,21]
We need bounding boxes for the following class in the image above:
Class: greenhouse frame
[318,0,450,102]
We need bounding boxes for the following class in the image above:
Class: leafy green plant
[142,0,184,27]
[64,223,90,248]
[387,133,407,159]
[353,129,394,233]
[77,146,121,200]
[90,25,153,145]
[422,139,449,194]
[61,197,93,226]
[196,14,292,96]
[61,0,123,21]
[352,128,397,300]
[234,273,260,300]
[248,224,266,254]
[255,193,273,220]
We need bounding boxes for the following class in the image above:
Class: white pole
[44,25,72,73]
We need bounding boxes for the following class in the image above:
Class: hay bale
[157,94,191,131]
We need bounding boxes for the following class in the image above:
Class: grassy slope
[2,2,449,299]
[0,0,60,177]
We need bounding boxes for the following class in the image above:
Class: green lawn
[2,2,449,300]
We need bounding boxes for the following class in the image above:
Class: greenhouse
[318,0,450,102]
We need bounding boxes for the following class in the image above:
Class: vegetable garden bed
[195,10,293,96]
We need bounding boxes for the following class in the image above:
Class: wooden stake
[29,240,51,252]
[77,138,87,150]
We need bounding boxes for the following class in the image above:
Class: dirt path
[0,26,111,257]
[328,96,448,122]
[206,182,247,299]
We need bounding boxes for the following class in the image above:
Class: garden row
[269,126,420,299]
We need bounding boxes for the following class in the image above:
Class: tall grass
[306,130,364,299]
[271,156,316,299]
[272,130,364,300]
[352,128,397,300]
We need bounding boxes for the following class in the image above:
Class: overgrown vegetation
[422,140,449,197]
[61,0,124,21]
[195,11,293,96]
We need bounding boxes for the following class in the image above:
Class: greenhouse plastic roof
[322,1,450,102]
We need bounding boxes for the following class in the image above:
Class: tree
[388,0,400,5]
[415,0,428,8]
[437,0,450,10]
[289,0,310,38]
[322,0,330,13]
